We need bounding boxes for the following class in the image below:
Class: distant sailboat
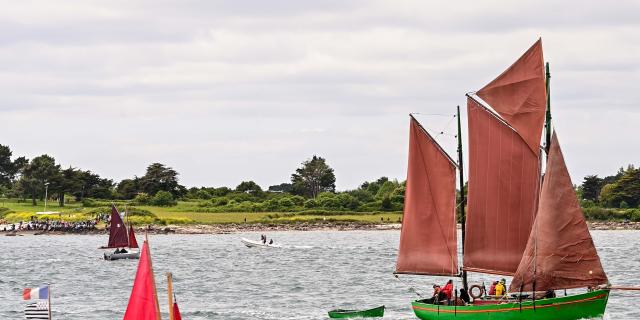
[102,204,140,260]
[396,39,611,320]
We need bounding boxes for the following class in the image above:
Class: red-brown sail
[128,225,139,249]
[396,116,458,276]
[123,240,161,320]
[463,98,541,275]
[476,39,546,154]
[173,300,183,320]
[509,132,608,292]
[106,205,129,248]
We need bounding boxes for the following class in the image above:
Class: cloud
[0,0,638,189]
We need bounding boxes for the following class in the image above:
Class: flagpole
[48,283,52,320]
[167,273,174,320]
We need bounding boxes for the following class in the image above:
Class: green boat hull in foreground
[412,290,609,320]
[328,305,385,318]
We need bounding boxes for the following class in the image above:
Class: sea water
[0,230,638,319]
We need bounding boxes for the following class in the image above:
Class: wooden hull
[328,305,385,318]
[412,290,608,320]
[104,251,140,261]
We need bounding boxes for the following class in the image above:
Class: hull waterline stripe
[412,293,607,314]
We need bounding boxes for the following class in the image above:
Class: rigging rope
[394,274,425,298]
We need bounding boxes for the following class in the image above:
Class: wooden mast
[167,273,174,320]
[545,62,552,155]
[457,105,468,292]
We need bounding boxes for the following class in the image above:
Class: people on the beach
[1,219,97,233]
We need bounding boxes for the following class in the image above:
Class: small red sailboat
[102,204,140,260]
[123,238,161,320]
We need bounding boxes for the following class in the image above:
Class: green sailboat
[396,39,610,320]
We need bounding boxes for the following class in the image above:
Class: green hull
[328,305,385,318]
[412,290,609,320]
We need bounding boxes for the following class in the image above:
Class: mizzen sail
[106,205,129,249]
[128,226,139,249]
[396,116,458,276]
[463,98,541,276]
[509,132,608,292]
[476,39,547,154]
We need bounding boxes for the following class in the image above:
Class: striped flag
[23,286,49,300]
[24,300,50,319]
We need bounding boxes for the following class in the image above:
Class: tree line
[579,165,640,209]
[0,145,405,211]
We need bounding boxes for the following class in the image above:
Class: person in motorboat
[269,239,273,245]
[114,248,121,254]
[120,248,128,253]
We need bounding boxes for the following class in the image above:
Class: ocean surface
[1,230,639,319]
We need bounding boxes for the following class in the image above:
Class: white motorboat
[241,238,281,248]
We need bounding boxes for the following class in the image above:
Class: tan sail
[476,39,547,154]
[509,132,608,292]
[463,98,541,276]
[396,116,458,276]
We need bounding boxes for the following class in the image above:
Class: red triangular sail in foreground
[123,241,160,320]
[395,116,458,276]
[509,132,608,292]
[476,39,547,155]
[128,226,139,249]
[173,301,183,320]
[107,205,129,248]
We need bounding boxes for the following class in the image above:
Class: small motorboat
[241,238,281,248]
[328,305,385,318]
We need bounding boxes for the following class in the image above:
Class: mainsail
[396,116,458,276]
[107,205,129,248]
[463,39,547,276]
[509,132,608,292]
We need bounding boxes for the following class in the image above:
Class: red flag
[123,241,160,320]
[173,301,183,320]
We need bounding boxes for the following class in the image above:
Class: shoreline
[2,220,640,236]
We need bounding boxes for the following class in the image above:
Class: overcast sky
[0,1,638,190]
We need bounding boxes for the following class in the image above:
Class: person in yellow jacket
[494,278,507,296]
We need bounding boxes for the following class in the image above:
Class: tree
[75,170,114,199]
[268,183,293,193]
[117,177,141,200]
[21,155,61,205]
[139,163,185,197]
[53,167,82,207]
[235,181,263,196]
[0,145,27,188]
[291,155,336,198]
[581,175,603,202]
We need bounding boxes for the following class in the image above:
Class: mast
[167,273,174,320]
[545,62,552,155]
[456,105,468,292]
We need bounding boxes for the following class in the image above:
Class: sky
[0,0,638,190]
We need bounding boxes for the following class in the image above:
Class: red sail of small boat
[123,240,160,320]
[105,205,129,248]
[128,225,139,249]
[173,300,183,320]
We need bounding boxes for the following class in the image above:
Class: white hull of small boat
[241,238,280,248]
[104,251,140,261]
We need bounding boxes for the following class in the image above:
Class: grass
[0,199,401,225]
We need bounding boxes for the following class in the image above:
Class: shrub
[620,201,629,209]
[304,199,317,208]
[278,197,295,209]
[151,191,177,206]
[132,193,152,205]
